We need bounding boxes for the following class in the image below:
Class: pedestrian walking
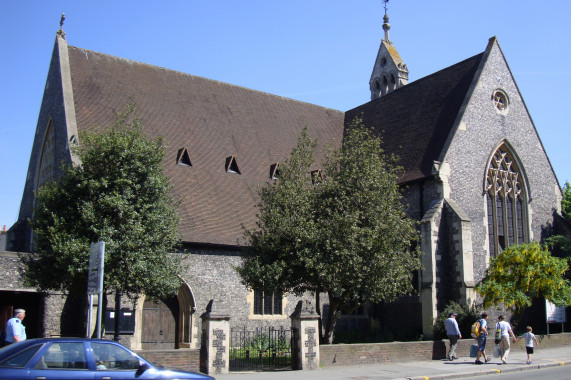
[496,315,516,364]
[4,309,26,345]
[445,311,462,361]
[519,326,539,364]
[475,312,491,364]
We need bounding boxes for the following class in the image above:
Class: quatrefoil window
[492,90,509,113]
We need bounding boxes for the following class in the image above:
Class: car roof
[19,338,114,342]
[0,338,130,359]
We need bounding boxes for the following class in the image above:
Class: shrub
[432,301,480,340]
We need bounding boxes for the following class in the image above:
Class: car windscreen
[0,344,44,368]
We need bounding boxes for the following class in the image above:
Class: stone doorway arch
[177,281,196,348]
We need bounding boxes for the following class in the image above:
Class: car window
[91,342,140,371]
[0,344,43,368]
[36,342,88,369]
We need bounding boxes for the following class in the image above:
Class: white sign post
[546,299,566,336]
[87,242,105,339]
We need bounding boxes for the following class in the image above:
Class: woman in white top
[496,315,517,364]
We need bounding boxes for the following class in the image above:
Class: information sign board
[87,242,105,295]
[546,299,567,323]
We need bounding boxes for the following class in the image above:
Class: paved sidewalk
[215,345,571,380]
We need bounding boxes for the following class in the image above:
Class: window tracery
[492,90,509,113]
[485,144,527,256]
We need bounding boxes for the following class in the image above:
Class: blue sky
[1,0,570,228]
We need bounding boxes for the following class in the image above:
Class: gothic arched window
[381,75,389,95]
[485,143,528,256]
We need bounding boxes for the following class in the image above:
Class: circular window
[492,90,509,113]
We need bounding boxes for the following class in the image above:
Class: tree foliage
[432,301,480,340]
[25,104,183,300]
[238,119,422,343]
[562,181,571,222]
[476,242,571,311]
[546,181,571,276]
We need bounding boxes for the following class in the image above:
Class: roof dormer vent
[225,156,241,174]
[176,147,192,166]
[270,163,280,180]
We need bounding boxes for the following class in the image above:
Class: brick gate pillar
[290,300,320,370]
[200,299,230,375]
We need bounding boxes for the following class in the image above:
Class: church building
[2,9,564,348]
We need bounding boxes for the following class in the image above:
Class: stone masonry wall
[137,349,200,372]
[443,42,561,284]
[181,247,314,348]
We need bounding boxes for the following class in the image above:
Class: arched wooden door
[141,297,178,350]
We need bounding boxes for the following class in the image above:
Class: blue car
[0,338,214,379]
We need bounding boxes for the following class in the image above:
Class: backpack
[495,323,502,344]
[471,320,481,338]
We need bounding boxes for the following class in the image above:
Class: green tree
[546,181,571,276]
[562,181,571,222]
[476,242,571,312]
[25,104,183,312]
[238,119,422,344]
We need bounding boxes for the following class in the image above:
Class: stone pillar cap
[201,299,230,320]
[290,300,320,320]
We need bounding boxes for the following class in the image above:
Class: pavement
[214,345,571,380]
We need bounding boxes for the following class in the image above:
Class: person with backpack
[496,315,517,364]
[474,312,491,364]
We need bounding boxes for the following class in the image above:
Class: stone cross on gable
[57,13,66,39]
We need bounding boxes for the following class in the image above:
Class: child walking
[520,326,539,364]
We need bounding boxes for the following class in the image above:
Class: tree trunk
[323,294,341,344]
[315,292,323,344]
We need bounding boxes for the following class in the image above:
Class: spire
[369,0,408,100]
[57,13,66,40]
[382,1,390,42]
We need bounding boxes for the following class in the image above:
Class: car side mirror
[135,363,150,377]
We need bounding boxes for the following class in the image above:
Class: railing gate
[230,326,295,371]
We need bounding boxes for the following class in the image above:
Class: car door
[0,343,45,380]
[90,342,146,380]
[28,341,94,379]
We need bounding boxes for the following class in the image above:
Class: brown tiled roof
[346,53,483,184]
[67,46,345,247]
